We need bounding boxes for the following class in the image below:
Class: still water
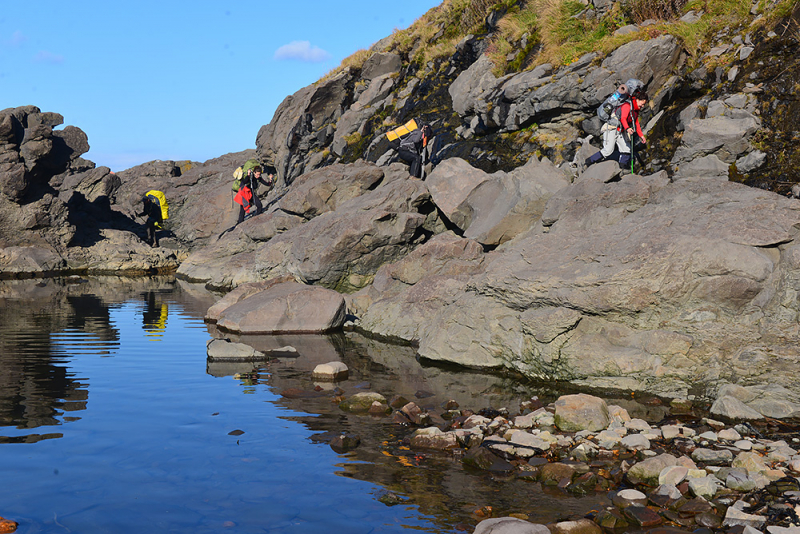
[0,276,613,533]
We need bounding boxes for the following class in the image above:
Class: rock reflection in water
[0,275,217,443]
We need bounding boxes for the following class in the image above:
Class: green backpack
[231,159,260,192]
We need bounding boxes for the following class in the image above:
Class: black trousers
[398,148,423,178]
[145,217,161,246]
[237,193,263,223]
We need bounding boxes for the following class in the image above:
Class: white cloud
[34,50,64,64]
[273,41,331,63]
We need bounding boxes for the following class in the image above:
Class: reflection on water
[142,290,169,339]
[0,276,624,533]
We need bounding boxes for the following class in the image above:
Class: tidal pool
[0,276,615,533]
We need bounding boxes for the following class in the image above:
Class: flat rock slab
[206,339,266,361]
[216,281,346,334]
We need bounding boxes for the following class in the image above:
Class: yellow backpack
[145,190,169,223]
[386,119,418,141]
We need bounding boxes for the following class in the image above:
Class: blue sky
[1,1,442,171]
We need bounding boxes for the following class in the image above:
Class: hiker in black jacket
[137,194,163,247]
[397,124,432,179]
[236,165,273,223]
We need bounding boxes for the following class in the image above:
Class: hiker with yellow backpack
[137,190,169,247]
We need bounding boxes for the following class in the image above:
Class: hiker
[235,165,273,224]
[585,88,649,171]
[397,123,432,179]
[137,191,165,247]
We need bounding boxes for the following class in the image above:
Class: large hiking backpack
[145,190,169,227]
[597,79,645,126]
[386,119,419,142]
[232,159,260,191]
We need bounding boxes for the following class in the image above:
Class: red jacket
[234,186,254,213]
[618,100,644,138]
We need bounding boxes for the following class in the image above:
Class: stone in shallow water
[678,496,713,515]
[473,517,551,534]
[206,338,265,361]
[463,446,515,473]
[627,453,680,486]
[646,529,693,534]
[330,433,360,452]
[539,462,577,485]
[595,509,629,530]
[312,361,348,381]
[553,394,609,432]
[659,465,689,486]
[339,392,386,412]
[611,488,647,507]
[410,427,458,451]
[624,505,663,527]
[649,484,683,507]
[696,511,723,528]
[549,518,602,534]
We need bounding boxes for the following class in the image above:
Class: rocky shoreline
[267,353,800,534]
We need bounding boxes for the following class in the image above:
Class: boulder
[554,394,610,432]
[256,69,354,183]
[215,281,346,334]
[278,161,385,219]
[710,396,765,421]
[351,232,486,341]
[425,157,492,223]
[450,156,570,246]
[360,52,402,80]
[627,454,679,486]
[253,178,436,292]
[205,276,295,323]
[312,361,349,381]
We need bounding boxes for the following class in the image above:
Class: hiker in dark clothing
[137,193,163,247]
[397,124,432,179]
[585,90,648,170]
[236,165,273,223]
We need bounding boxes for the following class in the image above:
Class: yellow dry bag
[386,119,418,141]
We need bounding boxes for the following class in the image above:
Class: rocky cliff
[2,1,800,414]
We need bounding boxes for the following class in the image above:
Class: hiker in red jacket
[585,89,648,170]
[235,165,272,223]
